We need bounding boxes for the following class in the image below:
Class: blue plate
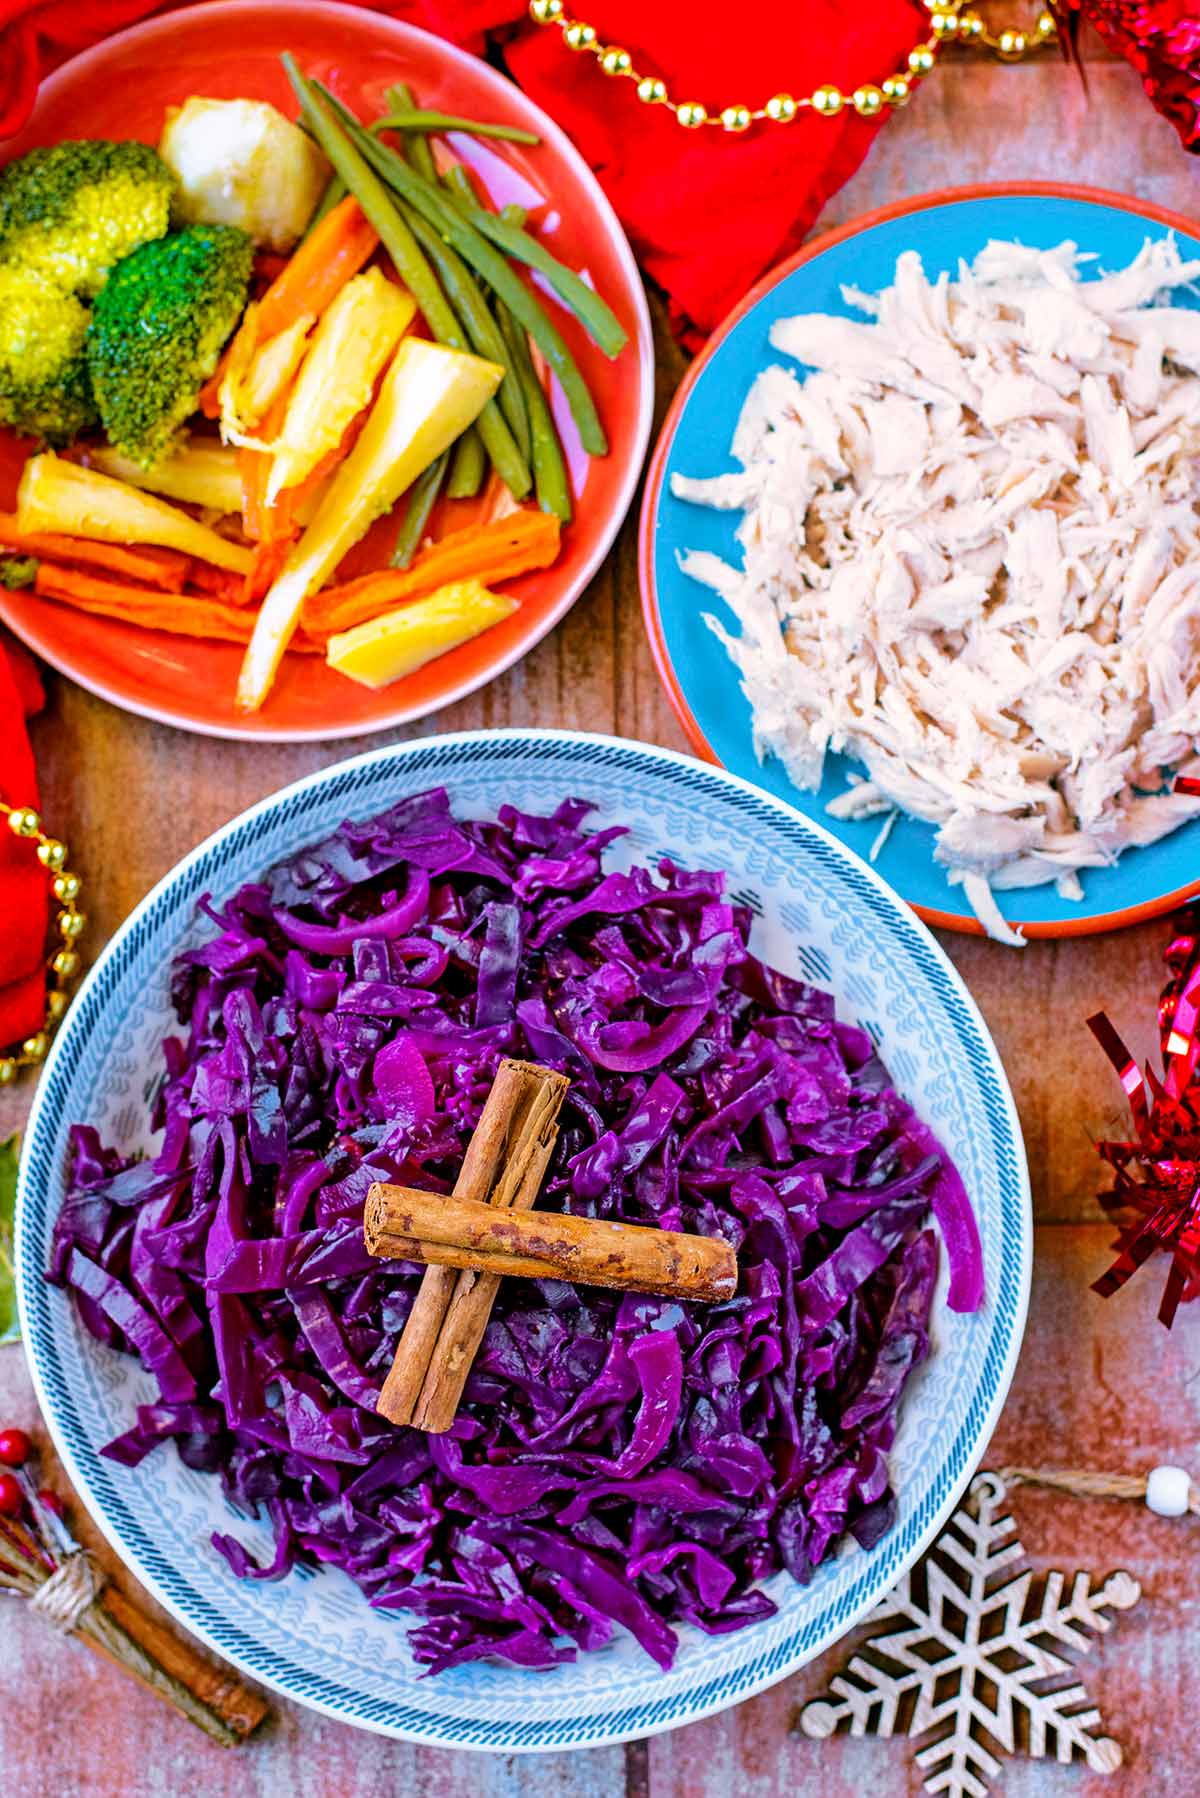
[17,731,1030,1748]
[641,185,1200,938]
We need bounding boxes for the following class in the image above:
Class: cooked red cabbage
[51,789,982,1673]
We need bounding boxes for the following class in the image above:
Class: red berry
[37,1489,64,1518]
[0,1472,22,1517]
[0,1428,31,1468]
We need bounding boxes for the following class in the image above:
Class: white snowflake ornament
[797,1471,1140,1797]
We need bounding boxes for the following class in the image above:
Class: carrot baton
[238,389,293,542]
[0,515,190,592]
[33,563,321,651]
[256,195,380,340]
[199,342,239,420]
[242,540,292,607]
[189,561,250,605]
[302,508,561,639]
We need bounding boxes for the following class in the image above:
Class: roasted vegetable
[390,449,448,569]
[17,453,252,574]
[33,560,321,648]
[0,267,95,443]
[369,109,538,145]
[0,511,188,589]
[219,309,313,444]
[265,266,415,502]
[199,196,378,421]
[0,555,37,590]
[445,425,485,500]
[302,508,561,639]
[89,439,244,515]
[236,336,502,711]
[159,98,329,251]
[86,224,254,467]
[499,300,572,523]
[308,77,611,451]
[326,579,517,687]
[240,314,314,422]
[282,64,531,502]
[0,139,175,297]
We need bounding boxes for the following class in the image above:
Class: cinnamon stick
[411,1124,558,1434]
[97,1587,269,1741]
[374,1059,569,1426]
[365,1185,739,1305]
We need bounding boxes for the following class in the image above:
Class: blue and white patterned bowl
[16,730,1031,1751]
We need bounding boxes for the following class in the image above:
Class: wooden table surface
[3,24,1199,1798]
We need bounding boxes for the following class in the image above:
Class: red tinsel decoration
[1071,0,1200,150]
[1090,776,1200,1326]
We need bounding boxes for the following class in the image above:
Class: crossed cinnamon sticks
[367,1059,737,1432]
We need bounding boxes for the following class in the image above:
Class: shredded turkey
[671,237,1200,944]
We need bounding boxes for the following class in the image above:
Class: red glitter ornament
[1090,789,1200,1325]
[1070,2,1200,151]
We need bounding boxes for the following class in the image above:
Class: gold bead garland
[527,0,1058,130]
[0,799,84,1084]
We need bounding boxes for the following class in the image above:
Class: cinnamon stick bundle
[98,1586,269,1742]
[365,1186,739,1305]
[0,1481,267,1746]
[374,1059,569,1431]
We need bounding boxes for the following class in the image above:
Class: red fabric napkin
[3,0,920,340]
[475,0,923,342]
[0,636,47,1049]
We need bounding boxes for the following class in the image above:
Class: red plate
[0,0,653,740]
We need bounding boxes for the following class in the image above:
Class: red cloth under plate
[0,636,47,1048]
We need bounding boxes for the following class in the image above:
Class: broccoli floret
[0,139,175,299]
[0,556,37,590]
[0,267,96,444]
[86,224,253,468]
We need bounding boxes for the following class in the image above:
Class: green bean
[446,426,486,499]
[443,200,627,359]
[286,63,451,333]
[402,204,531,465]
[306,172,346,235]
[316,94,608,457]
[440,163,479,206]
[391,450,449,567]
[383,89,521,499]
[498,302,572,523]
[430,175,530,489]
[370,109,539,145]
[500,202,527,228]
[386,84,437,185]
[283,60,531,498]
